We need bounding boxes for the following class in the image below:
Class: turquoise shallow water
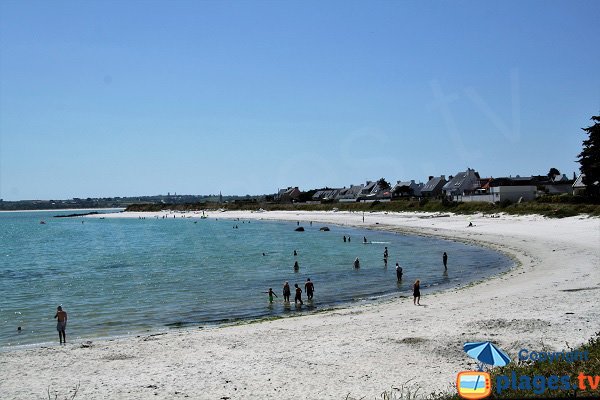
[0,210,513,348]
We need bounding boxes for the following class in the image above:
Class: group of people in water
[265,278,314,306]
[266,236,449,308]
[276,249,315,305]
[379,243,423,306]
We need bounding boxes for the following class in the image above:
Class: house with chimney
[275,187,301,203]
[442,168,481,199]
[392,180,424,198]
[336,184,365,202]
[357,180,392,202]
[311,188,340,202]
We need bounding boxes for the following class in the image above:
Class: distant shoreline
[0,207,125,213]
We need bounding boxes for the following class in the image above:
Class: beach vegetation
[47,381,79,400]
[345,381,450,400]
[497,199,513,208]
[125,197,600,217]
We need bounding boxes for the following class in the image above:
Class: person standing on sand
[305,278,314,300]
[283,282,291,302]
[294,284,304,305]
[264,288,278,303]
[54,306,67,344]
[413,280,421,305]
[443,252,448,270]
[396,263,403,281]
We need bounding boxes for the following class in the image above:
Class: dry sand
[1,210,598,399]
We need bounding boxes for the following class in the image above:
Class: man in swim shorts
[294,284,304,305]
[54,306,68,344]
[305,278,314,300]
[283,282,291,302]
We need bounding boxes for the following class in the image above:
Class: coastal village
[276,168,587,204]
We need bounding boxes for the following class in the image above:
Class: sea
[0,210,513,348]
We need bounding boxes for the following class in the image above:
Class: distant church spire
[219,191,223,203]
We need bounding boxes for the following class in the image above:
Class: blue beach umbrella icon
[464,341,511,370]
[463,341,511,394]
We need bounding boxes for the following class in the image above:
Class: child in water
[264,288,278,303]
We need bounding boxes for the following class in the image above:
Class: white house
[455,186,537,203]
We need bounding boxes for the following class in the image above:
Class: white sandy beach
[1,210,598,399]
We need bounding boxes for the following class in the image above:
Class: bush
[498,199,512,208]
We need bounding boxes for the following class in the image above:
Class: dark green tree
[577,115,600,198]
[377,178,391,191]
[547,167,560,181]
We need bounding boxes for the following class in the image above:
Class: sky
[1,0,599,201]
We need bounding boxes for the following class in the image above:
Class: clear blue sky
[1,0,599,200]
